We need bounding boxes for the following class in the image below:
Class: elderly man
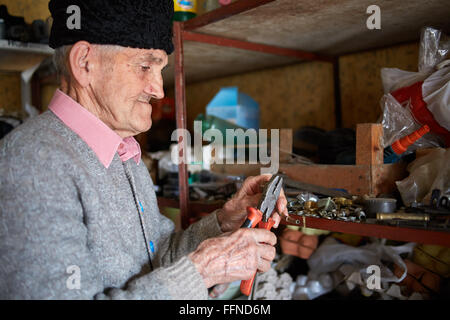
[0,0,287,299]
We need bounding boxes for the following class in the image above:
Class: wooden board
[0,71,22,117]
[339,42,420,129]
[371,162,408,196]
[356,123,383,166]
[279,124,407,196]
[195,0,450,56]
[164,0,450,88]
[280,163,371,195]
[170,60,336,132]
[163,40,298,87]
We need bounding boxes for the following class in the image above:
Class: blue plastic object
[206,87,259,130]
[383,145,402,164]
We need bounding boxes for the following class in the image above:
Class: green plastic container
[196,113,246,137]
[173,11,196,21]
[173,0,197,21]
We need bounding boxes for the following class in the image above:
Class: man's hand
[216,174,288,233]
[188,228,277,289]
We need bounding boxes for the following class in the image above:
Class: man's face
[91,47,168,138]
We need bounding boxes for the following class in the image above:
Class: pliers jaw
[258,175,284,222]
[239,174,283,296]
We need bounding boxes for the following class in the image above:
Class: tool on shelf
[240,174,283,296]
[364,197,397,218]
[281,175,351,199]
[376,212,430,221]
[384,125,430,163]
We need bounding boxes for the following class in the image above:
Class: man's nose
[145,73,164,100]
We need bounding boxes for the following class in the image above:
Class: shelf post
[173,21,190,229]
[356,123,383,166]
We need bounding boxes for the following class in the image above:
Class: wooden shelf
[163,0,450,87]
[0,39,53,72]
[172,0,450,248]
[163,123,450,246]
[157,197,450,247]
[280,124,409,196]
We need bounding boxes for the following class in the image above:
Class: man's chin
[131,103,152,133]
[137,119,152,134]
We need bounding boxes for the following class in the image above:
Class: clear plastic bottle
[384,125,430,163]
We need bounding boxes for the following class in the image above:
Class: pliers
[240,174,284,296]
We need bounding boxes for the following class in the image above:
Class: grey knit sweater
[0,110,223,299]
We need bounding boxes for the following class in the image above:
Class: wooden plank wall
[0,72,22,117]
[0,0,421,134]
[177,61,336,132]
[171,42,420,132]
[0,0,51,117]
[339,42,419,128]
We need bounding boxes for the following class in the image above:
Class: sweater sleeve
[0,139,214,300]
[143,171,224,267]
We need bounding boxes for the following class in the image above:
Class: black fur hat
[48,0,174,54]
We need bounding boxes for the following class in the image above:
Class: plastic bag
[307,237,414,283]
[291,237,416,300]
[290,237,416,299]
[254,268,292,300]
[380,94,442,148]
[380,27,450,149]
[396,148,450,206]
[419,27,450,73]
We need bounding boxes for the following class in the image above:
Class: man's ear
[68,41,94,88]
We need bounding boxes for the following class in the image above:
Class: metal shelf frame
[173,0,340,229]
[171,0,450,247]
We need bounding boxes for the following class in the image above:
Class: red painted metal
[172,3,449,247]
[183,0,275,31]
[283,215,450,247]
[182,30,335,63]
[173,22,190,230]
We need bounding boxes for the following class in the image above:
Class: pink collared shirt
[49,89,141,168]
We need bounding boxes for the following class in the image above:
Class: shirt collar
[49,89,141,168]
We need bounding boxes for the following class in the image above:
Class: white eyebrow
[141,54,164,64]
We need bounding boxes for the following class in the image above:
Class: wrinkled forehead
[121,47,169,66]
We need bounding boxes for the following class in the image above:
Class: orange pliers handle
[240,206,275,296]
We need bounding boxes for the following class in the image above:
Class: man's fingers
[272,212,281,228]
[258,243,276,262]
[274,188,288,227]
[257,259,272,273]
[267,188,287,228]
[241,174,272,196]
[243,194,261,209]
[249,228,277,246]
[276,188,288,216]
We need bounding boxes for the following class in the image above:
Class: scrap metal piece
[364,197,397,218]
[376,212,430,221]
[318,197,336,211]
